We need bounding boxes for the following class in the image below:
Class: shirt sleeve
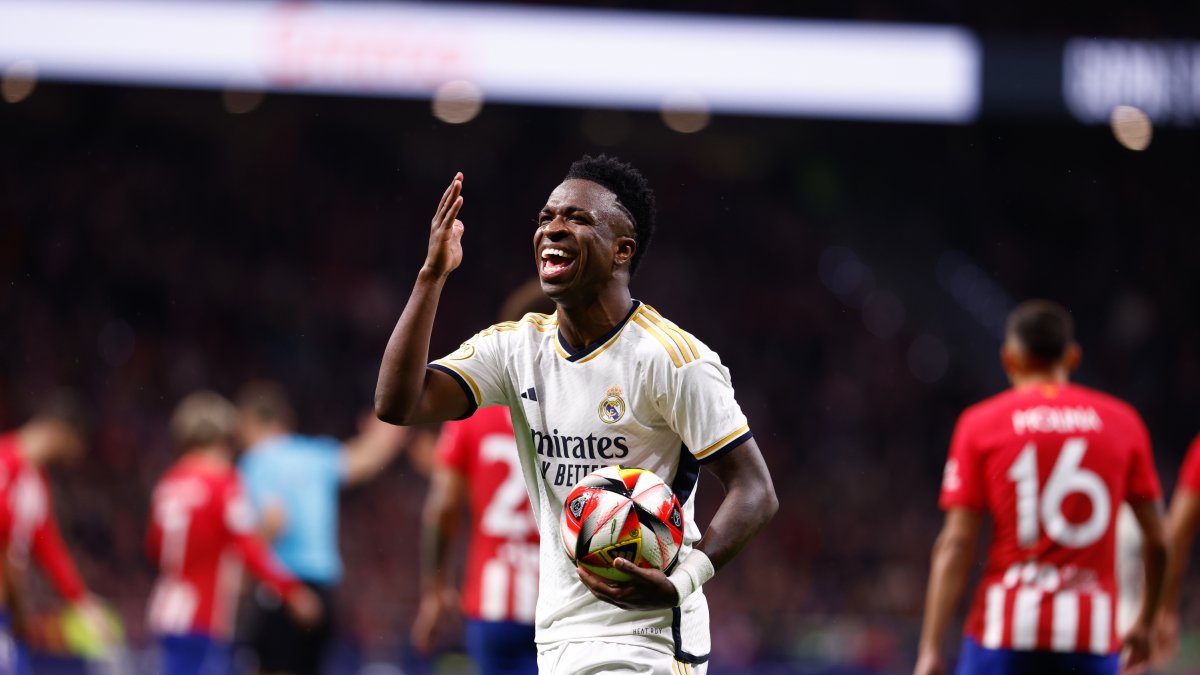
[225,479,298,599]
[1125,411,1163,503]
[660,357,751,465]
[1177,433,1200,494]
[17,473,87,602]
[434,419,472,475]
[939,412,986,512]
[429,328,511,418]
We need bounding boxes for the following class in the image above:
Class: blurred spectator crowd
[1,83,1198,673]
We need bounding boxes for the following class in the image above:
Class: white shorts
[537,641,707,675]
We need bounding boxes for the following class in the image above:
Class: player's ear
[1063,342,1082,373]
[613,236,637,270]
[1000,342,1020,375]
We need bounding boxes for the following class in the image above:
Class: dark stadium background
[0,1,1197,673]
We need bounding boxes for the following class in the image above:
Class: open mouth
[540,247,577,281]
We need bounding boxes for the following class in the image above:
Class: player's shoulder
[1066,384,1145,427]
[627,302,717,370]
[473,313,558,342]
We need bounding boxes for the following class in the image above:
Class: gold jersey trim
[694,424,750,459]
[434,360,482,404]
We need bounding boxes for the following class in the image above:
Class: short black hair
[1006,299,1075,364]
[32,389,92,438]
[564,154,656,274]
[236,380,296,429]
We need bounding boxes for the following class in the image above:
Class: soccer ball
[560,465,685,582]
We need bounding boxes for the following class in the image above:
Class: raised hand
[424,172,465,278]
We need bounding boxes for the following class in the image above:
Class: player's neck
[555,288,634,351]
[184,445,231,467]
[241,424,288,449]
[1009,369,1070,390]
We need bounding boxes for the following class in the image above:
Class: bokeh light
[1110,105,1152,151]
[432,80,484,125]
[2,59,37,104]
[661,90,710,133]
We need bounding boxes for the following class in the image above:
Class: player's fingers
[435,172,463,213]
[444,196,464,227]
[432,182,462,232]
[613,557,649,580]
[434,183,462,229]
[576,565,623,598]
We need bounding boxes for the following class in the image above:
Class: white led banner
[0,0,981,122]
[1064,38,1200,126]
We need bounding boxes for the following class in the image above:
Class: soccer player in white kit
[376,156,778,674]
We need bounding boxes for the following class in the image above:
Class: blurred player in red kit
[1152,432,1200,664]
[916,300,1168,675]
[146,391,320,675]
[0,395,113,674]
[411,283,552,674]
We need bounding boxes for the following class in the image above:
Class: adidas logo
[520,387,538,402]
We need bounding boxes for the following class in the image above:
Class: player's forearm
[694,475,777,572]
[236,535,298,598]
[918,532,974,655]
[418,514,456,591]
[1161,530,1192,617]
[1161,494,1200,615]
[33,521,88,602]
[1138,524,1169,628]
[376,270,448,425]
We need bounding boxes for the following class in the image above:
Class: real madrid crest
[598,385,625,424]
[448,342,476,360]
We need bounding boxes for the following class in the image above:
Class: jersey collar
[554,300,641,363]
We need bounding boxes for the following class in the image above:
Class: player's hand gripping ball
[560,465,685,582]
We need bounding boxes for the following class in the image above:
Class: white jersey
[431,301,751,664]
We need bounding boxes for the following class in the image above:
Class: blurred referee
[235,381,407,674]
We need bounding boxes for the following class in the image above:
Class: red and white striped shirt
[146,455,297,639]
[0,433,87,603]
[940,383,1161,654]
[436,407,539,623]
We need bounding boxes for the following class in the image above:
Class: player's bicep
[401,367,474,425]
[704,439,774,499]
[424,332,511,423]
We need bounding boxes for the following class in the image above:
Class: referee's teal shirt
[240,434,345,584]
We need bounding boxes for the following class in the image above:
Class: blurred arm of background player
[1155,486,1200,662]
[252,413,410,542]
[1122,499,1167,673]
[914,508,981,675]
[14,415,117,647]
[342,413,411,487]
[3,558,27,641]
[410,463,467,654]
